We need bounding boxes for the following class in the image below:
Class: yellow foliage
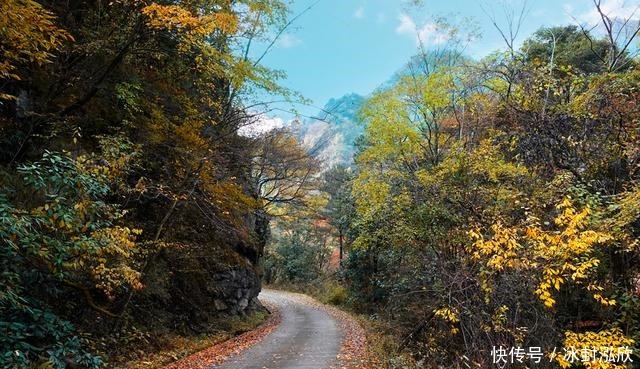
[351,172,391,217]
[531,198,612,308]
[201,170,259,222]
[434,306,460,323]
[174,118,207,151]
[434,306,460,334]
[141,2,238,55]
[610,187,640,252]
[357,89,422,167]
[470,222,526,271]
[469,221,530,303]
[471,198,614,308]
[556,328,634,369]
[419,135,527,189]
[89,226,143,298]
[0,0,72,98]
[142,3,238,36]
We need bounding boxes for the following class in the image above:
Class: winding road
[214,289,344,369]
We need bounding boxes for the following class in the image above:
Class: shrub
[324,283,348,306]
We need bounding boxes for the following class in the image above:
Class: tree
[575,0,640,72]
[251,128,320,210]
[322,165,356,263]
[335,4,640,366]
[0,0,297,367]
[263,191,333,284]
[0,0,72,101]
[1,145,140,368]
[523,25,611,75]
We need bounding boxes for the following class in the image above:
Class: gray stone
[238,297,249,310]
[214,299,228,311]
[210,266,264,316]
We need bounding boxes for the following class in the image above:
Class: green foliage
[322,165,357,252]
[323,283,348,306]
[3,0,640,368]
[265,217,332,283]
[0,0,298,367]
[522,25,612,75]
[0,150,142,368]
[334,19,640,368]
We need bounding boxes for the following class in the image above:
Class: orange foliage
[0,0,72,98]
[142,3,238,37]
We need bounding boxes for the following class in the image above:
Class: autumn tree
[337,3,640,368]
[251,127,320,210]
[0,0,297,367]
[321,165,356,263]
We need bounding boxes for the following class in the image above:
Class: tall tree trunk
[339,229,344,266]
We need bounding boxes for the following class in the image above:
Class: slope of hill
[297,93,366,167]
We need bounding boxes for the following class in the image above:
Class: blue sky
[248,0,639,119]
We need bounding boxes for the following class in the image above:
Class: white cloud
[276,34,302,48]
[575,0,640,25]
[396,13,416,34]
[238,115,285,137]
[354,6,365,19]
[396,13,450,45]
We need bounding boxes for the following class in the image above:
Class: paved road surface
[213,289,343,369]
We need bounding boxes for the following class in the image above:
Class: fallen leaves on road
[160,292,369,369]
[279,292,370,369]
[160,302,281,369]
[327,306,369,369]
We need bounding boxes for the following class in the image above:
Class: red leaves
[327,306,369,369]
[160,303,281,369]
[160,294,369,369]
[280,292,370,369]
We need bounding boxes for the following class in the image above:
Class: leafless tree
[574,0,640,72]
[251,128,320,209]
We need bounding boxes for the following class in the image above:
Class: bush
[323,283,348,306]
[0,151,139,369]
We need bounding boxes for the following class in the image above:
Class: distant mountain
[297,93,366,168]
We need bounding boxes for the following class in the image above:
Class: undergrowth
[107,311,269,369]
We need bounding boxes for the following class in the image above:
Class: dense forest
[264,3,640,369]
[0,0,315,368]
[2,0,640,369]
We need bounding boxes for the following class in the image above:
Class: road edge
[160,301,282,369]
[263,289,370,369]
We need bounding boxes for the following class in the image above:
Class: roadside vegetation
[0,0,314,368]
[264,2,640,368]
[3,0,640,368]
[108,311,269,369]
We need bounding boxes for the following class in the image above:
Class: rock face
[152,183,269,319]
[208,208,269,316]
[212,267,264,315]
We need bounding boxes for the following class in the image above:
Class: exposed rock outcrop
[212,267,263,315]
